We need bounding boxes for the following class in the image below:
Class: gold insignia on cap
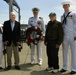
[32,8,39,12]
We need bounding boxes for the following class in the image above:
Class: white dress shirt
[11,21,15,31]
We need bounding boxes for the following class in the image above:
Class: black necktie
[62,12,71,25]
[64,14,66,24]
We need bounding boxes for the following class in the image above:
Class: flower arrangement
[25,26,43,46]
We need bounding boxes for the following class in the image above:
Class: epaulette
[39,17,43,19]
[30,17,33,19]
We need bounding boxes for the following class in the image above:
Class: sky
[0,0,76,24]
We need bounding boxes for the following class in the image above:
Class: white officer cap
[32,7,40,12]
[62,1,71,5]
[0,24,3,27]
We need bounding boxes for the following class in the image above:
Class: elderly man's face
[50,16,56,21]
[10,13,16,22]
[63,4,70,10]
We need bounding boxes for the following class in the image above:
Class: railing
[3,0,21,23]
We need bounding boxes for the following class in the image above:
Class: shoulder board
[30,17,33,19]
[39,17,43,19]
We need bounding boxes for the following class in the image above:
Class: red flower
[38,29,41,33]
[27,36,33,42]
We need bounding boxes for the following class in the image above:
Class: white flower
[31,37,33,39]
[31,43,33,45]
[35,26,37,30]
[36,35,39,38]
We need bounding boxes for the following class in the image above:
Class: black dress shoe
[0,67,3,70]
[70,71,76,74]
[15,66,20,70]
[5,66,11,71]
[60,69,67,73]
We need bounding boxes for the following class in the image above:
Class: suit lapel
[9,20,12,31]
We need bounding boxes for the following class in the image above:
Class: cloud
[70,0,76,11]
[64,0,76,4]
[70,6,76,11]
[54,0,76,12]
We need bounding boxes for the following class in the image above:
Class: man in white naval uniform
[0,24,3,70]
[60,1,76,74]
[28,8,45,65]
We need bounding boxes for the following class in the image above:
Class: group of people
[0,1,76,74]
[44,1,76,74]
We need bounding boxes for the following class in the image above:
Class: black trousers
[46,40,59,69]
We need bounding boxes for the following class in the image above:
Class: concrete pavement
[0,43,74,75]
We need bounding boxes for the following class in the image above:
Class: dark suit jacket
[3,20,20,46]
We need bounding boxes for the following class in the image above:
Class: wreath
[25,26,43,46]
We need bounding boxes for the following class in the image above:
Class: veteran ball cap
[32,8,39,12]
[62,1,71,5]
[49,12,56,17]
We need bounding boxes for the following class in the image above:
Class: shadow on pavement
[30,70,71,75]
[20,63,36,71]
